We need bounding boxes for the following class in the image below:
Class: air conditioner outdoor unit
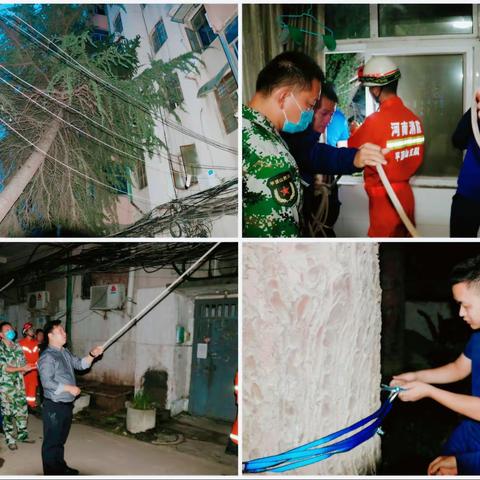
[90,284,125,310]
[210,257,237,277]
[28,291,50,310]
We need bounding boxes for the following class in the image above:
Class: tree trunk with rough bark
[0,115,62,224]
[243,242,382,475]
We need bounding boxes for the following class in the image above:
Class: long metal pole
[101,242,221,351]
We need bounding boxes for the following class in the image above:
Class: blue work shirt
[281,126,360,186]
[442,332,480,473]
[452,109,480,203]
[326,109,350,147]
[38,345,89,403]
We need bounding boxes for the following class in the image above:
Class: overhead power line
[0,13,238,155]
[0,63,237,172]
[0,72,237,178]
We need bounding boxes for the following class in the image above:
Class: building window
[326,51,464,177]
[151,18,168,53]
[81,273,92,300]
[166,73,184,110]
[94,5,106,16]
[136,160,148,190]
[113,13,123,34]
[215,72,238,134]
[185,7,217,52]
[91,28,108,43]
[224,16,238,58]
[171,145,200,189]
[325,5,370,40]
[379,4,473,37]
[180,144,200,185]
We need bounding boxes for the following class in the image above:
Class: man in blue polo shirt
[450,90,480,237]
[391,255,480,474]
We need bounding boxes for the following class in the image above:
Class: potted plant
[126,390,156,434]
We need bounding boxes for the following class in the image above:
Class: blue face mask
[281,93,314,134]
[5,330,15,342]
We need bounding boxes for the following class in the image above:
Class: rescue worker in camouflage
[0,321,36,450]
[243,51,324,237]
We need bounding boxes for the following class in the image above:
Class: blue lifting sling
[243,385,404,473]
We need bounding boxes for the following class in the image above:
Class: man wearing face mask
[38,320,103,475]
[348,56,424,237]
[243,51,323,237]
[282,83,388,236]
[0,321,36,450]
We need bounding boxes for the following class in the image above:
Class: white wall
[335,179,455,237]
[243,242,382,475]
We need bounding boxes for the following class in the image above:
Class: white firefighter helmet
[358,56,401,87]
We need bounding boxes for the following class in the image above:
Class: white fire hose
[101,242,220,351]
[376,164,419,237]
[471,90,480,147]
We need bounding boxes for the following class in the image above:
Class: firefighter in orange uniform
[18,322,39,408]
[348,56,424,237]
[227,371,238,454]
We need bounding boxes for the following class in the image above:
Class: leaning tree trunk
[0,115,62,224]
[243,242,382,475]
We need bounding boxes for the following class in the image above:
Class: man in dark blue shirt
[391,255,480,474]
[282,83,388,236]
[451,92,480,237]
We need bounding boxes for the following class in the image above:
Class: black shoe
[19,438,35,444]
[64,466,79,475]
[7,443,17,451]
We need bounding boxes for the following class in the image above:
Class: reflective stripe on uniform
[386,135,424,150]
[26,396,36,401]
[230,433,239,443]
[33,346,39,352]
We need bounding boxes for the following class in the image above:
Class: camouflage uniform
[0,340,28,446]
[243,105,301,237]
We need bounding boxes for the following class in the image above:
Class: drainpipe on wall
[127,267,135,317]
[65,261,73,346]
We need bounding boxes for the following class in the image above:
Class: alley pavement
[0,415,237,475]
